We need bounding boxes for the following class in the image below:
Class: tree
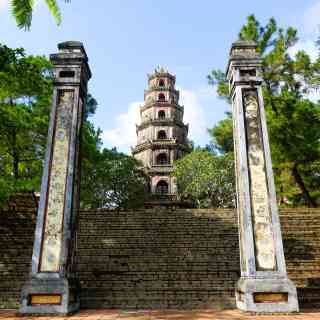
[172,150,235,208]
[80,147,148,209]
[10,0,69,30]
[0,43,148,210]
[0,44,52,205]
[207,112,233,153]
[208,15,320,207]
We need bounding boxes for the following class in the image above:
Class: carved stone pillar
[227,41,299,313]
[20,41,91,315]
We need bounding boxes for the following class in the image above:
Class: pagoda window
[158,110,166,119]
[158,93,165,101]
[159,79,165,87]
[156,180,169,194]
[157,130,167,139]
[156,153,168,165]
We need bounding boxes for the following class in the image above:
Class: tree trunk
[12,140,19,180]
[9,98,19,180]
[292,163,317,207]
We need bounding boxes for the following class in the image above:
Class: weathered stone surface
[40,90,74,272]
[19,41,91,315]
[227,40,299,312]
[243,90,276,271]
[0,204,319,310]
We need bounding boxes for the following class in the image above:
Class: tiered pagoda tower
[132,67,191,198]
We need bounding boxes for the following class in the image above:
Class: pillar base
[235,277,299,313]
[20,277,80,315]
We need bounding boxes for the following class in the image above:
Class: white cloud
[102,102,141,153]
[101,87,209,154]
[178,87,207,144]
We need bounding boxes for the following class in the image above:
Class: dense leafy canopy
[208,15,320,207]
[173,150,235,208]
[0,44,52,204]
[81,148,148,209]
[0,44,147,209]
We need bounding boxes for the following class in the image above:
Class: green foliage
[0,44,52,205]
[207,113,233,153]
[44,0,62,25]
[208,15,320,207]
[0,43,147,210]
[84,93,98,121]
[10,0,67,30]
[81,148,148,209]
[10,0,33,30]
[207,70,230,103]
[173,150,235,208]
[79,106,148,209]
[266,92,320,206]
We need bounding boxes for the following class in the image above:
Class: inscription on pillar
[40,90,74,272]
[243,90,276,271]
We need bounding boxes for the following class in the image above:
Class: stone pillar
[20,41,91,315]
[226,41,299,313]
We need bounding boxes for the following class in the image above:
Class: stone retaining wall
[0,205,319,309]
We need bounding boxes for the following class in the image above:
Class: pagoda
[132,67,191,200]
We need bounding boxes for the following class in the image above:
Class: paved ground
[0,309,320,320]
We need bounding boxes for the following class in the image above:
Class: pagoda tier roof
[137,119,188,131]
[144,87,179,94]
[147,165,174,174]
[132,139,191,154]
[147,67,176,81]
[140,101,184,112]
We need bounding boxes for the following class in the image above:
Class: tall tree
[0,44,52,204]
[208,15,320,207]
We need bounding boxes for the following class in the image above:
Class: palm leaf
[44,0,62,25]
[11,0,34,30]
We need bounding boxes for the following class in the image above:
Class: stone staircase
[280,209,320,309]
[0,207,36,309]
[76,208,240,309]
[0,204,319,310]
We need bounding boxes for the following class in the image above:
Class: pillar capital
[50,41,91,92]
[226,41,263,95]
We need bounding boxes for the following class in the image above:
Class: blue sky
[0,0,319,153]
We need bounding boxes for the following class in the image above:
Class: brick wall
[0,204,319,309]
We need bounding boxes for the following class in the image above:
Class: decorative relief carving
[243,90,276,271]
[40,90,74,272]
